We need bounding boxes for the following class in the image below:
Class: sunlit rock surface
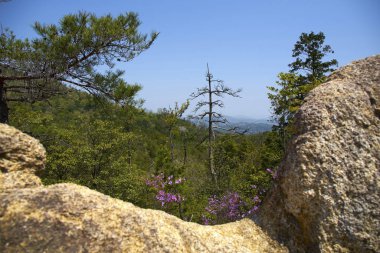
[257,55,380,253]
[0,123,287,253]
[0,124,45,191]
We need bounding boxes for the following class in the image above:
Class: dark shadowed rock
[257,55,380,252]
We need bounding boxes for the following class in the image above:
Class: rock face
[257,55,380,252]
[0,124,45,190]
[0,124,287,253]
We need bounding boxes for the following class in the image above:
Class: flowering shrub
[266,168,278,179]
[201,167,279,225]
[146,173,186,207]
[202,191,261,225]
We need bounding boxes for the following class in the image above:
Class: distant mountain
[226,121,273,134]
[188,116,273,134]
[224,116,272,124]
[221,116,272,134]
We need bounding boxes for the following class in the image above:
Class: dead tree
[190,64,241,189]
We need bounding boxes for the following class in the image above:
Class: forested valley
[8,89,282,224]
[1,11,337,225]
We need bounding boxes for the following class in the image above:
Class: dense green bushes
[9,89,282,224]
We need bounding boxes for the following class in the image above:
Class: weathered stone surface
[0,124,287,252]
[0,183,287,253]
[257,55,380,252]
[0,123,46,173]
[0,171,42,190]
[0,123,45,191]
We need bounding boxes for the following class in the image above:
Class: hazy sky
[1,0,379,119]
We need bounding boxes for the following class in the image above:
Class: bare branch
[189,64,242,189]
[190,87,209,99]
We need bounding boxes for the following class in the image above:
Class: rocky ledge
[257,55,380,252]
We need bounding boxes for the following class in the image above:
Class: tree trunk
[178,202,184,220]
[0,80,9,124]
[207,68,218,189]
[169,129,174,162]
[127,140,132,166]
[182,135,187,166]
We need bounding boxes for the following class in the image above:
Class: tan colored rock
[0,123,46,173]
[0,123,45,191]
[257,55,380,252]
[0,183,287,253]
[0,171,42,190]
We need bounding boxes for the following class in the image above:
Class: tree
[289,31,338,85]
[161,101,190,162]
[268,32,338,142]
[0,11,158,123]
[267,72,302,144]
[190,65,241,189]
[178,126,189,166]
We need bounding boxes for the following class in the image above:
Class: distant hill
[224,116,273,134]
[226,121,273,134]
[189,116,273,134]
[224,116,271,125]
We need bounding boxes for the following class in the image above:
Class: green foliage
[4,13,288,224]
[1,11,158,75]
[214,132,281,200]
[0,11,158,123]
[9,88,281,224]
[159,101,190,162]
[268,32,338,143]
[289,31,338,82]
[267,72,301,139]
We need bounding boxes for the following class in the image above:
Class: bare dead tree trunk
[191,64,241,191]
[206,66,218,189]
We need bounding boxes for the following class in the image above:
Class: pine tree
[0,11,158,123]
[268,32,338,144]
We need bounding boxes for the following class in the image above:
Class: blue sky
[1,0,379,119]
